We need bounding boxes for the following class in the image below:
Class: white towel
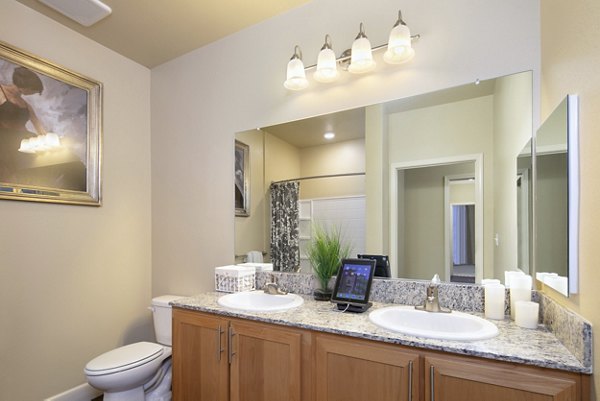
[246,251,263,263]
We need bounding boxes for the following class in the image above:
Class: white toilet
[84,295,182,401]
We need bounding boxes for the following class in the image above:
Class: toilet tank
[151,295,183,346]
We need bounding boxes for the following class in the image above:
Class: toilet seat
[85,342,164,376]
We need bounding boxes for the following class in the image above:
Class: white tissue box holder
[214,265,256,293]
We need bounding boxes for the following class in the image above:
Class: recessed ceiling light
[38,0,112,27]
[324,132,335,140]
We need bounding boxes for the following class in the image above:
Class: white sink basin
[369,306,499,341]
[218,291,304,312]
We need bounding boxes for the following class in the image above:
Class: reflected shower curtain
[452,204,475,265]
[270,181,300,272]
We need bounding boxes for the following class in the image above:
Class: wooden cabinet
[229,319,309,401]
[424,353,583,401]
[172,308,311,401]
[173,308,589,401]
[315,333,419,401]
[172,309,229,401]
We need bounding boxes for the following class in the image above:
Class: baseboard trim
[45,383,102,401]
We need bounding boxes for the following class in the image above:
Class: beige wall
[541,0,600,397]
[299,138,365,199]
[234,130,267,261]
[0,2,152,400]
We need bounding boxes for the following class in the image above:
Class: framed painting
[235,139,250,217]
[0,40,102,206]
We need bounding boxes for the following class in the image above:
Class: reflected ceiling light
[314,35,339,83]
[383,11,415,64]
[348,23,376,74]
[283,10,419,90]
[283,45,309,91]
[324,132,335,140]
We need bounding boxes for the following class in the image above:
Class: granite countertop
[172,292,590,374]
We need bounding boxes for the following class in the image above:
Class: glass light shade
[284,58,308,91]
[314,48,339,83]
[384,24,415,64]
[348,37,376,74]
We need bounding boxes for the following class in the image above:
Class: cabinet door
[172,309,229,401]
[229,319,304,401]
[315,334,419,401]
[424,354,581,401]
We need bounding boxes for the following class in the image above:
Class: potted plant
[306,224,351,301]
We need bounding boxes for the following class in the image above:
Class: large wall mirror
[234,71,534,283]
[534,95,579,296]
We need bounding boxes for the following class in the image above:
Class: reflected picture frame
[0,40,102,206]
[235,139,250,217]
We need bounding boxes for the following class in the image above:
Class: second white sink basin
[218,291,304,312]
[369,306,499,341]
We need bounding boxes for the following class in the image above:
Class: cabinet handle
[408,360,413,401]
[228,326,237,364]
[430,365,435,401]
[216,325,225,361]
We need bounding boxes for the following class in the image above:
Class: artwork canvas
[0,40,101,205]
[235,140,249,216]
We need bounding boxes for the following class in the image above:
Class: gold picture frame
[235,140,250,217]
[0,40,102,206]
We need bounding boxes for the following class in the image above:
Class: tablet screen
[331,259,376,304]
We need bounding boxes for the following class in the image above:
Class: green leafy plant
[306,224,351,291]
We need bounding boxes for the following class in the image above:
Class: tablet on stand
[331,258,376,313]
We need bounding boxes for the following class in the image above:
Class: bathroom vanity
[171,292,591,401]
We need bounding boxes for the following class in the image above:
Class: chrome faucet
[415,274,451,313]
[264,275,288,295]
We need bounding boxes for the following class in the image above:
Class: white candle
[515,301,539,329]
[510,275,532,320]
[504,270,525,288]
[484,283,506,320]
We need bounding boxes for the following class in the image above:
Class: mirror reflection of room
[234,70,533,284]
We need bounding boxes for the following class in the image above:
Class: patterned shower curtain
[270,181,300,272]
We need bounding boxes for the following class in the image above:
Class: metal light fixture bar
[303,34,421,71]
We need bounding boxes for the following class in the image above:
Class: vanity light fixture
[283,10,419,90]
[323,132,335,140]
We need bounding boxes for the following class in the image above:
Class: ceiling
[261,77,496,149]
[16,0,311,68]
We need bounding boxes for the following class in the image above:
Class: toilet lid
[85,342,164,376]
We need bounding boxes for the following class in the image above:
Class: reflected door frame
[444,174,478,283]
[389,154,483,282]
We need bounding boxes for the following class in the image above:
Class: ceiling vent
[38,0,112,27]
